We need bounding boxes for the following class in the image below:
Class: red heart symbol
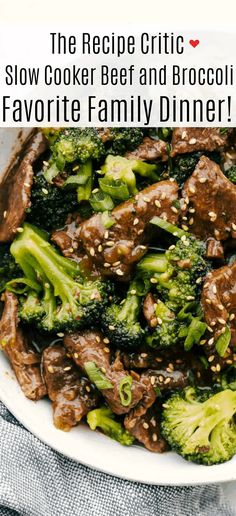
[189,39,200,48]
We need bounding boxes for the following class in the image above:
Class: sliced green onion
[150,216,189,239]
[4,277,42,294]
[84,361,113,390]
[90,191,114,212]
[99,177,130,200]
[77,161,93,202]
[101,211,115,229]
[119,375,133,406]
[184,318,207,351]
[215,326,231,357]
[177,302,198,321]
[199,356,209,370]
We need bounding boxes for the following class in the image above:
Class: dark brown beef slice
[182,156,236,242]
[171,128,229,157]
[0,132,47,242]
[64,330,151,415]
[43,344,99,431]
[124,383,167,452]
[76,180,180,280]
[143,293,158,328]
[201,262,236,369]
[0,291,46,400]
[125,137,168,162]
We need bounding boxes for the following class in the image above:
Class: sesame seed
[103,338,110,344]
[116,269,124,276]
[215,364,221,372]
[101,367,106,374]
[24,182,31,188]
[85,386,91,392]
[229,314,235,321]
[189,208,195,213]
[171,206,178,213]
[155,200,161,208]
[212,285,217,294]
[168,363,174,371]
[92,188,99,193]
[103,347,110,353]
[104,262,111,268]
[98,244,103,252]
[150,277,158,284]
[48,366,54,373]
[217,304,224,311]
[112,261,121,267]
[109,325,115,331]
[69,248,74,253]
[189,186,196,194]
[189,138,197,145]
[143,422,149,429]
[96,336,101,343]
[74,353,78,359]
[196,277,202,284]
[143,196,150,202]
[162,403,169,409]
[150,376,156,385]
[186,295,195,301]
[64,366,71,371]
[43,160,49,166]
[3,210,7,218]
[158,375,164,383]
[206,299,212,305]
[211,366,217,372]
[182,225,189,232]
[141,353,148,358]
[226,359,233,365]
[161,192,166,200]
[138,229,144,235]
[189,218,194,225]
[106,241,114,247]
[157,317,163,325]
[42,188,48,195]
[208,338,214,346]
[164,377,171,385]
[217,318,226,325]
[150,417,156,427]
[16,227,23,233]
[152,433,158,442]
[104,230,109,239]
[133,218,139,226]
[181,131,187,139]
[200,339,207,345]
[199,177,207,183]
[90,248,95,257]
[208,211,217,219]
[232,223,236,231]
[208,355,215,363]
[139,245,147,250]
[130,289,137,295]
[57,332,64,337]
[169,245,176,250]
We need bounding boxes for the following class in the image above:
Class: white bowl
[0,128,236,485]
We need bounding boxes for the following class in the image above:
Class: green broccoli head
[87,406,134,446]
[170,152,202,185]
[102,281,144,350]
[225,165,236,184]
[99,155,159,201]
[26,173,78,231]
[10,223,112,333]
[105,128,144,155]
[0,243,21,293]
[146,300,180,349]
[161,387,236,465]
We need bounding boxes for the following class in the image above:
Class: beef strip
[43,344,99,431]
[125,137,168,162]
[64,330,152,415]
[124,383,167,452]
[0,291,46,400]
[171,128,230,157]
[182,156,236,242]
[76,180,180,281]
[201,263,236,369]
[143,293,158,328]
[0,131,47,242]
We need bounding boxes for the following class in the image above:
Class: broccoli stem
[118,292,140,325]
[87,406,134,446]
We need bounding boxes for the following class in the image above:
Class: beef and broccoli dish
[1,126,236,465]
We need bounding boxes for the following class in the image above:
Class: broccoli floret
[87,406,134,446]
[99,155,159,200]
[224,165,236,184]
[148,128,173,142]
[44,128,105,182]
[10,223,112,332]
[161,387,236,465]
[105,128,143,155]
[102,280,144,350]
[26,173,78,231]
[146,300,180,349]
[137,237,210,313]
[0,243,21,293]
[170,152,202,185]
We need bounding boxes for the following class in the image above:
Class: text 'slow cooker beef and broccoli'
[2,127,236,465]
